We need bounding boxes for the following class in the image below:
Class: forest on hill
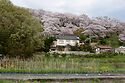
[30,8,125,49]
[1,0,125,57]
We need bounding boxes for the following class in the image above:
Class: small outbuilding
[95,45,113,54]
[115,46,125,54]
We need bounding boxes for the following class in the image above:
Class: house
[119,34,125,41]
[50,34,80,51]
[95,45,113,54]
[115,46,125,53]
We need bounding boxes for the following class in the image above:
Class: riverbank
[0,53,125,74]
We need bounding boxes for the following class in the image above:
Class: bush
[84,53,120,58]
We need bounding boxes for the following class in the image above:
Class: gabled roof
[55,34,79,40]
[97,45,112,49]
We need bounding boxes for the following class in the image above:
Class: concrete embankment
[0,73,125,80]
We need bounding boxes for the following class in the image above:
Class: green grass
[0,53,125,74]
[0,79,125,83]
[0,80,16,83]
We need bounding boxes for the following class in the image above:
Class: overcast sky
[10,0,125,21]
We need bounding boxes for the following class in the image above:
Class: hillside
[30,9,125,40]
[1,0,125,56]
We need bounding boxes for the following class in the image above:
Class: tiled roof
[55,34,79,40]
[97,45,112,49]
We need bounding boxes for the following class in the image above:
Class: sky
[10,0,125,21]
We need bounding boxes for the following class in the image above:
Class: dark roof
[55,34,79,40]
[97,45,112,49]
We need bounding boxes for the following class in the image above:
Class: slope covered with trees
[30,9,125,43]
[0,0,44,57]
[30,9,125,48]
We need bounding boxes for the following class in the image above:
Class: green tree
[80,44,93,52]
[99,38,107,45]
[99,33,120,48]
[73,28,87,42]
[0,0,44,57]
[70,43,80,51]
[43,37,56,52]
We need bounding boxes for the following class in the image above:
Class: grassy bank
[0,53,125,74]
[1,79,125,83]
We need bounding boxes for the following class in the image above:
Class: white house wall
[56,39,79,46]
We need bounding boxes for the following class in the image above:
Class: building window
[66,40,70,43]
[59,40,64,44]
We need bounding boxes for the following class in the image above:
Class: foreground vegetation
[1,79,125,83]
[0,53,125,74]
